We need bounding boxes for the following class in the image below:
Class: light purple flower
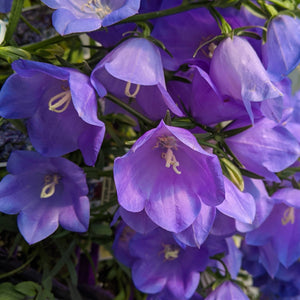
[262,15,300,81]
[91,38,183,120]
[226,117,300,181]
[0,59,105,166]
[205,281,250,300]
[0,151,90,244]
[41,0,141,35]
[114,120,225,233]
[210,36,282,122]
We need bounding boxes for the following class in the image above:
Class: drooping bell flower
[128,228,209,299]
[246,188,300,268]
[0,59,105,166]
[167,64,249,126]
[91,37,184,120]
[41,0,141,35]
[205,281,250,300]
[114,120,225,233]
[262,15,300,81]
[210,36,282,122]
[225,117,300,182]
[151,4,220,70]
[0,150,90,244]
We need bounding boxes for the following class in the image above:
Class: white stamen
[40,174,60,198]
[281,207,295,225]
[161,148,181,175]
[81,0,112,18]
[125,81,140,98]
[48,90,72,113]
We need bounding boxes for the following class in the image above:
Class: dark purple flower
[0,59,105,166]
[91,38,183,120]
[205,281,250,300]
[246,188,300,268]
[41,0,141,35]
[167,64,249,126]
[114,120,225,233]
[129,228,209,299]
[262,15,300,81]
[0,150,90,244]
[210,36,282,122]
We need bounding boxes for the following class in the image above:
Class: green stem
[21,34,76,52]
[5,0,24,43]
[0,253,36,280]
[117,1,212,24]
[105,93,156,127]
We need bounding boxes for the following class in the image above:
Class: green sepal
[221,158,245,191]
[0,46,31,63]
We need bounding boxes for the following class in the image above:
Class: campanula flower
[0,59,105,166]
[0,151,90,244]
[129,228,209,299]
[246,188,300,268]
[114,120,225,233]
[225,118,300,182]
[262,15,300,81]
[91,38,183,120]
[210,36,282,122]
[41,0,141,35]
[205,281,250,300]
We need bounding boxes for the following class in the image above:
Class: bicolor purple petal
[0,59,105,166]
[41,0,141,35]
[0,151,90,244]
[114,120,224,232]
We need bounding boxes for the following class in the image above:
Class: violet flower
[262,15,300,81]
[91,37,183,120]
[114,120,225,233]
[0,59,105,166]
[205,281,250,300]
[210,36,282,122]
[225,117,300,182]
[41,0,141,35]
[246,188,300,268]
[0,150,90,244]
[129,228,209,299]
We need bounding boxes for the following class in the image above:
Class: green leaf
[0,283,24,300]
[15,281,39,297]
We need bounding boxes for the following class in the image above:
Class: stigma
[161,244,180,261]
[48,89,71,113]
[281,207,295,225]
[81,0,112,18]
[40,174,60,198]
[125,82,140,98]
[154,136,181,175]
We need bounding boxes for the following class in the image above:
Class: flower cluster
[1,0,300,299]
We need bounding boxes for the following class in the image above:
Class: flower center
[154,136,181,175]
[40,174,60,198]
[281,207,295,225]
[48,89,71,113]
[81,0,112,18]
[125,82,140,98]
[162,244,180,261]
